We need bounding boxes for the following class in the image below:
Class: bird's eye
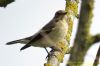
[56,12,60,15]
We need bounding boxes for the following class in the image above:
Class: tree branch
[67,0,95,66]
[44,42,69,66]
[93,46,100,66]
[92,34,100,44]
[44,51,63,66]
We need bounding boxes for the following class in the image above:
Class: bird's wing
[26,19,56,42]
[20,33,42,50]
[20,19,56,50]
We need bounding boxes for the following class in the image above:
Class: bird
[6,10,68,52]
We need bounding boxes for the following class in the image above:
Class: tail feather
[20,44,31,51]
[6,40,20,45]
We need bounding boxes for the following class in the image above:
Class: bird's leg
[44,47,51,59]
[44,47,49,54]
[44,47,57,59]
[44,46,63,59]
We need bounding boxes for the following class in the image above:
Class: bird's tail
[6,40,21,45]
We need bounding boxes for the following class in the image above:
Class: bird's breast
[48,19,68,42]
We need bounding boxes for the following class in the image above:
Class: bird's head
[54,10,67,19]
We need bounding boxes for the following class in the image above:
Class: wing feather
[20,19,56,50]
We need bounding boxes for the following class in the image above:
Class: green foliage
[0,0,14,7]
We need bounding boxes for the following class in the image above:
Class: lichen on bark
[67,0,100,66]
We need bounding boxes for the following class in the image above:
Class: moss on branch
[66,0,100,66]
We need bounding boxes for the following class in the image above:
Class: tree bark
[93,46,100,66]
[67,0,100,66]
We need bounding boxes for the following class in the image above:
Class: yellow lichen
[44,63,51,66]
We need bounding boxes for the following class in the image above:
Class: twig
[93,46,100,66]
